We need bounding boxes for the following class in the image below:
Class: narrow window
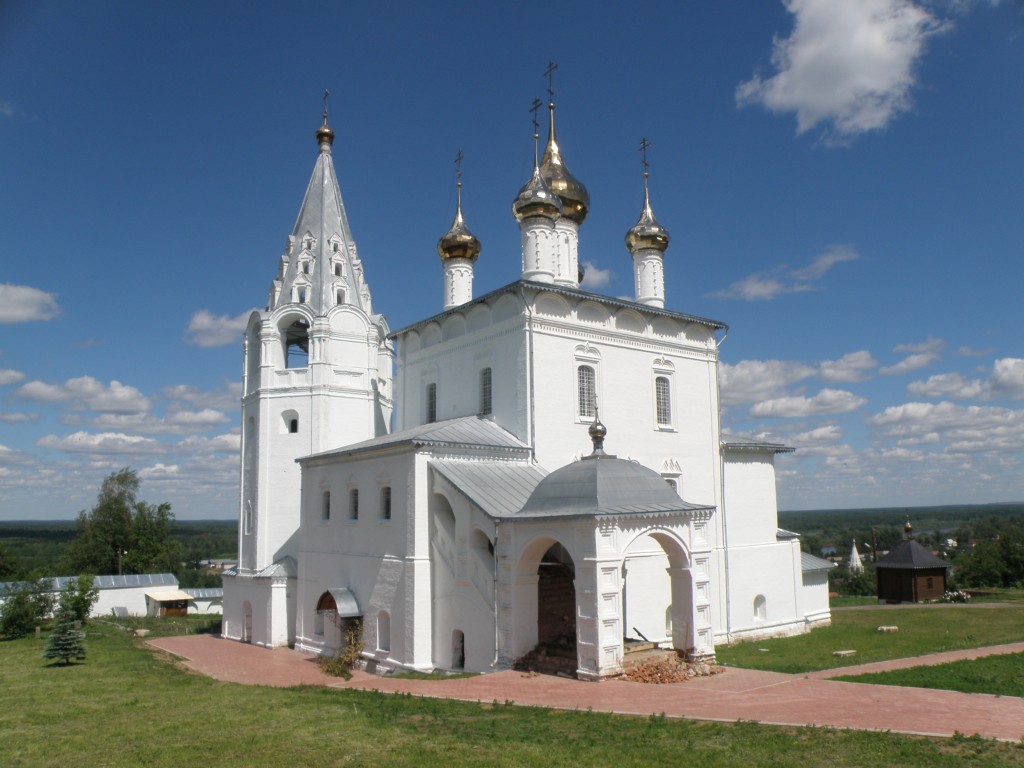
[426,382,437,423]
[289,418,299,434]
[754,595,767,621]
[321,491,331,521]
[336,288,345,305]
[380,486,392,521]
[479,367,492,415]
[349,488,359,520]
[244,500,253,535]
[334,263,342,277]
[577,365,596,419]
[377,611,391,652]
[655,376,672,426]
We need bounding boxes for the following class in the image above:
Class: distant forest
[0,520,237,585]
[779,502,1024,557]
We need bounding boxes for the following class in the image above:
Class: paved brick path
[149,635,1024,742]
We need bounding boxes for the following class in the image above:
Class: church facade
[221,97,830,680]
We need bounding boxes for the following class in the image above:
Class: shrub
[0,579,55,640]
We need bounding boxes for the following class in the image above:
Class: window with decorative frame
[655,375,672,427]
[380,486,392,521]
[348,488,359,520]
[577,364,596,419]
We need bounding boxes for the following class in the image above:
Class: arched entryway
[537,543,576,649]
[621,529,695,658]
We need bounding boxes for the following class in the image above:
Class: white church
[221,93,831,680]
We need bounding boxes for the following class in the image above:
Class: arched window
[380,486,392,521]
[655,376,672,426]
[479,367,492,415]
[577,365,596,419]
[283,319,309,369]
[426,382,437,423]
[321,491,331,521]
[754,595,767,622]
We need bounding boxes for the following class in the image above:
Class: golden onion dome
[539,101,589,224]
[625,174,669,254]
[437,183,481,262]
[316,115,335,147]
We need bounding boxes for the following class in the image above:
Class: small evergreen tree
[43,608,86,665]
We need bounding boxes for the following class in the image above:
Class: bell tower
[225,98,393,647]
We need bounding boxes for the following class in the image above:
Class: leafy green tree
[43,607,86,665]
[61,468,182,576]
[957,540,1008,588]
[0,578,55,639]
[58,574,99,624]
[0,542,17,579]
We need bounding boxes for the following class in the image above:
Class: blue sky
[1,0,1022,520]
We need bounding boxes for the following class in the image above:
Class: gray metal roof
[1,572,179,595]
[389,279,728,339]
[722,433,794,454]
[301,416,530,464]
[325,587,360,618]
[516,453,714,520]
[801,552,835,573]
[875,540,949,570]
[777,528,800,540]
[431,459,548,519]
[256,556,297,579]
[183,588,223,599]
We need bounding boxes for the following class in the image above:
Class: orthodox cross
[639,137,651,176]
[530,98,542,135]
[454,148,463,185]
[322,89,330,122]
[544,60,558,101]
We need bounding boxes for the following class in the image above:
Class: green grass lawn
[2,624,1023,767]
[715,606,1024,674]
[837,653,1024,698]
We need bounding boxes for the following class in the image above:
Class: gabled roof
[389,279,727,339]
[431,459,548,519]
[875,539,949,570]
[300,416,531,464]
[722,433,794,454]
[801,552,835,573]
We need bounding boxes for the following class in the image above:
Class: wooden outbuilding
[875,521,949,603]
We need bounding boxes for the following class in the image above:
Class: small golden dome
[438,183,481,262]
[625,174,669,254]
[316,119,335,147]
[539,101,589,224]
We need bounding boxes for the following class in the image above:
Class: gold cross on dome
[544,60,558,102]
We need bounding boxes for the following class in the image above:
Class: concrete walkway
[148,635,1024,742]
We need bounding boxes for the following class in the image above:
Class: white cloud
[184,309,254,348]
[90,408,231,435]
[579,261,611,289]
[0,411,37,423]
[0,284,60,323]
[37,431,164,455]
[819,350,877,383]
[957,345,993,357]
[907,372,984,399]
[710,245,858,300]
[18,375,151,414]
[138,463,180,479]
[177,433,241,454]
[719,359,816,405]
[881,338,944,374]
[750,388,867,417]
[736,0,947,144]
[161,382,242,412]
[989,358,1024,399]
[869,401,1024,453]
[0,369,25,385]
